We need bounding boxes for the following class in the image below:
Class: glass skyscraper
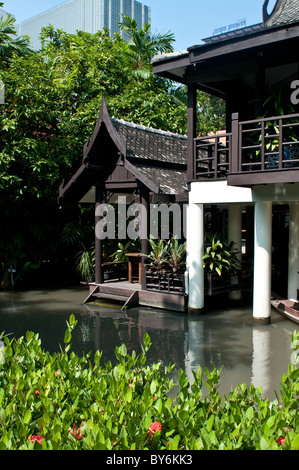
[16,0,151,50]
[0,8,13,18]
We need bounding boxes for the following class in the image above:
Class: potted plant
[144,237,186,295]
[75,243,95,282]
[202,233,241,296]
[145,237,170,275]
[167,237,186,274]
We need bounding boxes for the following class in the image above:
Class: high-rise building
[16,0,151,50]
[0,8,13,18]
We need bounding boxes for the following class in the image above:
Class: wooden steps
[84,285,138,310]
[82,281,187,312]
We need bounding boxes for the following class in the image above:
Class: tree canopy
[0,8,225,288]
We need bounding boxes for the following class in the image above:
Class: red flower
[29,435,45,445]
[70,424,84,440]
[147,421,162,441]
[34,390,40,395]
[276,436,285,446]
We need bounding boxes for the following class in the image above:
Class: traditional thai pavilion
[59,99,188,311]
[152,0,299,323]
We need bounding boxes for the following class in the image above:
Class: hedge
[0,315,298,450]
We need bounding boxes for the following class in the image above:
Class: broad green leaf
[63,330,71,344]
[125,388,132,403]
[169,434,180,450]
[260,436,269,450]
[23,409,31,425]
[266,415,276,428]
[153,398,162,413]
[206,413,214,433]
[150,380,157,395]
[119,343,127,357]
[246,406,254,422]
[291,434,299,450]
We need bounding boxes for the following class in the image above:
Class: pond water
[0,287,298,401]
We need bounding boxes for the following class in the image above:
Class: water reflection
[0,287,297,400]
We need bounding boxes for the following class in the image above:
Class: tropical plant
[0,3,31,62]
[202,233,241,277]
[144,237,186,275]
[166,237,186,274]
[144,237,170,274]
[110,240,140,262]
[119,15,175,73]
[75,243,95,281]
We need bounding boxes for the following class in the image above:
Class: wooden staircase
[84,285,139,310]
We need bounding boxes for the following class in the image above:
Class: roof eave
[153,20,299,85]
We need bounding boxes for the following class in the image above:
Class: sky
[6,0,278,50]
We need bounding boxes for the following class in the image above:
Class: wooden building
[152,0,299,322]
[58,99,188,311]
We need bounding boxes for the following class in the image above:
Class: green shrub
[0,316,298,450]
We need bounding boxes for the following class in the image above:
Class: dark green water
[0,287,297,400]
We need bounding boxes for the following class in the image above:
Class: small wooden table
[125,253,142,284]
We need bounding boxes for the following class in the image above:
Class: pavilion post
[187,84,197,183]
[140,186,150,290]
[95,186,104,284]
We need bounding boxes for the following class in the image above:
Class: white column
[228,204,242,300]
[253,201,272,323]
[288,203,299,301]
[187,202,205,312]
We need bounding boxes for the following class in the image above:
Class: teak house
[59,99,188,311]
[152,0,299,322]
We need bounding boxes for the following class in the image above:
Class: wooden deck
[84,280,187,312]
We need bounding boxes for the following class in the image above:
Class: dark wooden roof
[58,99,187,204]
[112,118,186,166]
[152,0,299,96]
[264,0,299,26]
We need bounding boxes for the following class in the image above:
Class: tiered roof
[58,99,187,204]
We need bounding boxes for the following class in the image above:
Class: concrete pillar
[288,203,299,301]
[253,201,272,323]
[187,202,205,312]
[228,204,242,300]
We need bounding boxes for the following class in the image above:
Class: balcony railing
[194,133,231,180]
[240,113,299,172]
[194,113,299,184]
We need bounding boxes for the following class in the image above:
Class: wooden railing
[194,132,231,179]
[239,113,299,172]
[194,113,299,182]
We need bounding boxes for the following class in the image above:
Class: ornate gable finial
[263,0,270,23]
[83,95,126,160]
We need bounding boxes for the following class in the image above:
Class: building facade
[153,0,299,323]
[16,0,150,50]
[0,8,13,18]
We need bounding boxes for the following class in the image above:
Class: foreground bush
[0,315,298,450]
